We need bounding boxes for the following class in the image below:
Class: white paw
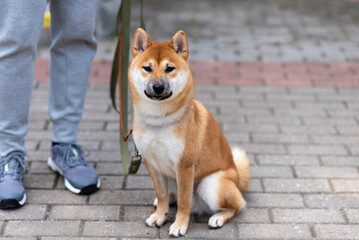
[208,215,224,228]
[169,222,188,237]
[146,213,167,227]
[153,198,158,207]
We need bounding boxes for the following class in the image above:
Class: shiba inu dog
[128,28,251,237]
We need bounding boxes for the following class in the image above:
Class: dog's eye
[165,66,175,73]
[142,66,152,73]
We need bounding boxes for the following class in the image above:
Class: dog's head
[129,28,193,104]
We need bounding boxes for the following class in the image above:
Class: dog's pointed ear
[131,28,151,58]
[169,30,189,60]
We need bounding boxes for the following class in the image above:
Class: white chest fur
[134,124,184,177]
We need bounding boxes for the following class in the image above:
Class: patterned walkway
[2,0,359,239]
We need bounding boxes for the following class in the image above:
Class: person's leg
[0,0,47,156]
[48,0,101,195]
[49,0,101,142]
[0,0,47,208]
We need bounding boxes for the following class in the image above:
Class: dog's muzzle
[144,80,172,101]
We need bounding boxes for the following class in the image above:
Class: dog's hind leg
[196,170,246,228]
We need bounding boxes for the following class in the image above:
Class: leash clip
[128,143,142,174]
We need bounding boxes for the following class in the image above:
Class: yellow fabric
[43,11,50,29]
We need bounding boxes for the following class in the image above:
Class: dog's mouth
[144,90,173,101]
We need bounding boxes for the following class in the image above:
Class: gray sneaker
[48,143,100,195]
[0,151,29,209]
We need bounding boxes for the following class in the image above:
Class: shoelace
[56,143,89,168]
[0,152,29,181]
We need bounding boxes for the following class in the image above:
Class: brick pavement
[2,75,357,239]
[3,0,359,239]
[39,0,359,62]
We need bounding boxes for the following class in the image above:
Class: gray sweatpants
[0,0,101,156]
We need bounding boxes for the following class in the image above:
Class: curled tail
[232,147,251,192]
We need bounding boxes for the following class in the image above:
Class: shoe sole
[0,193,26,209]
[47,157,101,195]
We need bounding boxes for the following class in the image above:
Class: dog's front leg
[145,160,169,228]
[169,165,194,237]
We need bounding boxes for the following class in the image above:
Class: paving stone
[0,238,36,240]
[311,135,359,145]
[266,93,316,102]
[221,107,270,117]
[27,120,47,130]
[280,125,337,135]
[77,132,119,141]
[83,221,158,238]
[327,109,359,118]
[246,179,262,192]
[237,224,311,239]
[98,176,125,190]
[42,238,116,240]
[25,140,40,151]
[126,176,154,189]
[247,116,302,125]
[336,125,359,135]
[314,224,359,239]
[295,166,359,178]
[224,132,251,144]
[123,206,155,222]
[86,150,123,162]
[242,144,286,154]
[0,205,46,220]
[101,141,123,151]
[305,194,359,208]
[223,123,279,133]
[96,161,149,175]
[257,155,319,166]
[345,209,359,224]
[349,146,359,155]
[288,145,348,155]
[321,156,359,166]
[96,162,123,175]
[28,161,53,174]
[48,205,120,220]
[272,208,344,223]
[27,190,87,204]
[243,101,293,109]
[78,122,106,131]
[23,174,56,189]
[295,102,347,111]
[331,180,359,193]
[25,130,52,141]
[232,208,270,223]
[252,133,310,144]
[246,193,304,208]
[302,116,357,125]
[89,190,155,205]
[4,220,80,236]
[263,179,331,193]
[26,151,51,162]
[250,166,293,178]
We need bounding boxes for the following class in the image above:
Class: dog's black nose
[153,83,165,94]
